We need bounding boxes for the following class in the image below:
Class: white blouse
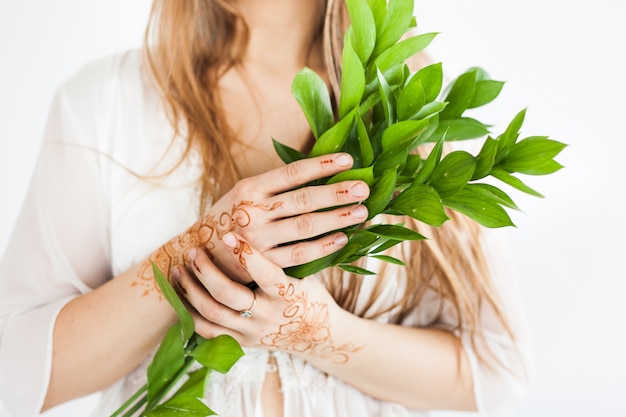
[0,50,532,417]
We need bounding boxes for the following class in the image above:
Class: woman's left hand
[172,232,362,364]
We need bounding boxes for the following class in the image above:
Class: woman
[0,0,531,416]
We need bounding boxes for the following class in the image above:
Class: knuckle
[212,286,236,307]
[295,215,314,236]
[284,161,303,184]
[292,188,313,211]
[233,178,256,197]
[200,304,224,323]
[290,243,308,264]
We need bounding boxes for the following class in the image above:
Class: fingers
[185,248,256,313]
[262,204,367,249]
[173,268,243,341]
[223,232,288,291]
[267,180,370,219]
[265,232,348,268]
[251,153,355,195]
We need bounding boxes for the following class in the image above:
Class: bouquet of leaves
[111,0,565,415]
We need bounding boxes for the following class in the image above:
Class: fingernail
[350,183,369,199]
[335,154,352,167]
[335,234,348,246]
[223,233,238,248]
[352,205,368,219]
[188,248,197,261]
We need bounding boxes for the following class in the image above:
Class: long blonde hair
[144,0,514,368]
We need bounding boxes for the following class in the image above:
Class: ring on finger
[239,291,257,319]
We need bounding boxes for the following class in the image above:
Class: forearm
[42,260,177,412]
[306,311,477,411]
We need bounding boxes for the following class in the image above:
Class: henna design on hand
[132,200,283,297]
[232,238,253,269]
[261,283,362,364]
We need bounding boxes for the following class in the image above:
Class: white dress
[0,50,532,417]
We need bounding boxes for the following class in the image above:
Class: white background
[0,1,624,416]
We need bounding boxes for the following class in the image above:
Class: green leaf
[292,67,334,139]
[364,224,426,240]
[443,186,515,228]
[371,0,414,55]
[397,77,425,120]
[466,183,520,211]
[309,111,356,157]
[371,254,406,266]
[440,69,477,120]
[147,323,186,407]
[413,101,447,121]
[364,167,397,218]
[174,368,210,398]
[145,395,216,417]
[356,117,375,166]
[339,35,366,118]
[401,154,422,176]
[284,251,340,278]
[189,335,244,374]
[374,33,438,75]
[381,120,429,152]
[326,166,375,186]
[495,109,526,162]
[469,80,505,109]
[390,184,449,226]
[429,151,477,197]
[377,67,395,125]
[333,231,381,264]
[370,238,403,254]
[429,118,490,142]
[366,0,387,40]
[498,136,566,175]
[411,63,444,103]
[491,168,544,198]
[346,0,376,64]
[373,148,408,175]
[152,262,194,342]
[471,136,498,180]
[272,138,307,164]
[339,264,377,275]
[414,135,444,184]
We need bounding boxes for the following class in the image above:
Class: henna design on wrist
[261,283,362,364]
[132,200,283,297]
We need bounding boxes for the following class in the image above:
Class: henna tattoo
[232,238,253,269]
[261,283,362,364]
[322,240,336,248]
[131,200,283,297]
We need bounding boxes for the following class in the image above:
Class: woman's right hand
[148,153,369,284]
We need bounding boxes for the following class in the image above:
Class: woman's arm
[40,153,370,411]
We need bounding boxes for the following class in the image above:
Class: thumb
[222,232,286,292]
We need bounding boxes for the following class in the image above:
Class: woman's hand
[147,153,370,285]
[173,233,479,411]
[173,232,361,364]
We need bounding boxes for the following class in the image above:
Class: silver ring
[240,291,257,318]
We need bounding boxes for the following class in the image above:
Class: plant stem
[110,385,147,417]
[121,393,148,417]
[144,355,197,411]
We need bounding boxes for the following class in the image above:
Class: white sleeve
[0,75,112,416]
